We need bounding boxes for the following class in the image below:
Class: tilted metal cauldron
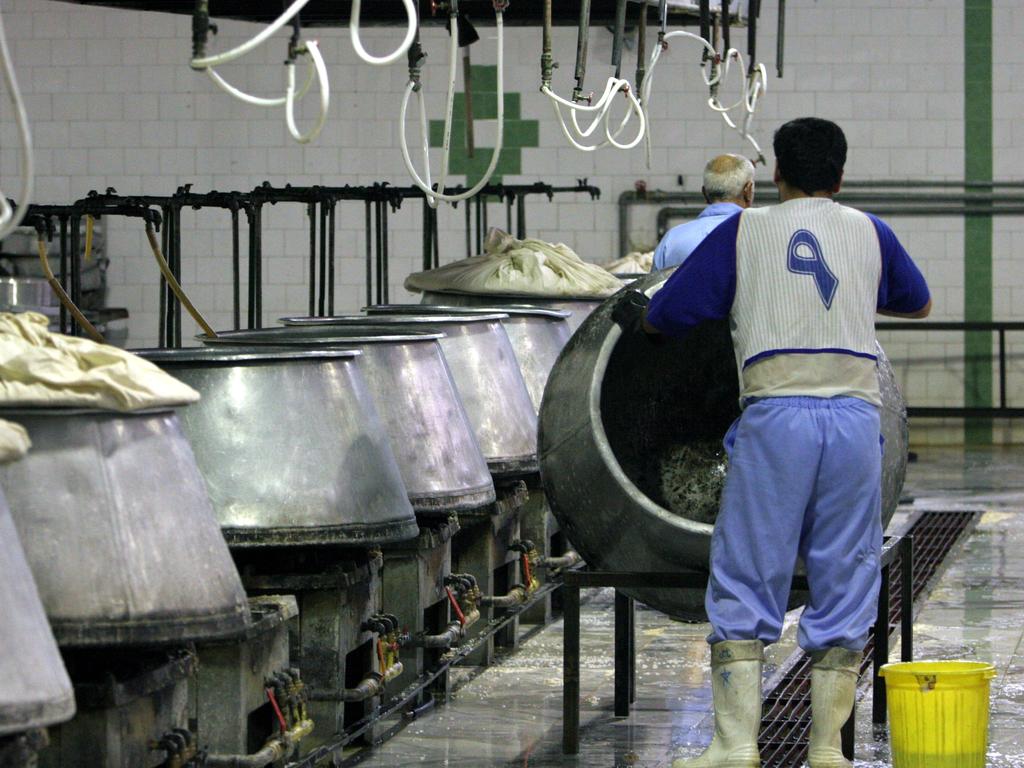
[281,315,538,479]
[0,485,75,734]
[539,273,909,619]
[364,305,572,413]
[420,290,603,335]
[140,348,418,546]
[0,408,251,645]
[199,327,496,515]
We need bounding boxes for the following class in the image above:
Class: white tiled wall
[1,0,1023,444]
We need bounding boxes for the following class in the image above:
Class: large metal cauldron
[141,348,418,546]
[539,273,909,620]
[0,486,75,734]
[364,305,572,412]
[281,315,539,479]
[420,290,603,334]
[199,328,496,515]
[0,408,251,645]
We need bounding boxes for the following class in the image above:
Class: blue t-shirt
[646,210,931,338]
[652,202,744,271]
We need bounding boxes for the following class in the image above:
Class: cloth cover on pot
[603,251,654,274]
[404,228,622,298]
[0,312,199,411]
[0,419,30,464]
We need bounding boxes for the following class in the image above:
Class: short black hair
[773,118,847,195]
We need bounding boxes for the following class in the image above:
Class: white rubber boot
[672,640,763,768]
[807,647,861,768]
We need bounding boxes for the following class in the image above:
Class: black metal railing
[10,180,600,347]
[876,321,1024,418]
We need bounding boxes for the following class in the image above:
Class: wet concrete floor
[344,448,1024,767]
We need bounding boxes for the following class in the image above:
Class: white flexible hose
[399,11,505,206]
[640,29,767,166]
[0,6,32,241]
[349,0,417,66]
[205,55,316,107]
[542,78,646,152]
[285,40,329,143]
[190,0,312,69]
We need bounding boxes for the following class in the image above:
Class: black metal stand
[561,535,914,758]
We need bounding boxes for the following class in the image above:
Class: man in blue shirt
[652,153,756,271]
[615,118,930,768]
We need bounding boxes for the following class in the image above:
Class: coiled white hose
[190,0,312,69]
[285,40,329,143]
[205,55,315,107]
[190,0,328,144]
[399,10,505,207]
[541,68,647,152]
[0,6,33,241]
[640,29,767,166]
[350,0,417,66]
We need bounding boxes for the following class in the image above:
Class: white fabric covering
[603,251,654,274]
[0,419,30,464]
[0,312,199,411]
[405,229,622,298]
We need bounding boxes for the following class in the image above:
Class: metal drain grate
[757,510,979,767]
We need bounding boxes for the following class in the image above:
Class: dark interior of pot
[598,320,741,524]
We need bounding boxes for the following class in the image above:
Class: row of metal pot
[0,294,603,743]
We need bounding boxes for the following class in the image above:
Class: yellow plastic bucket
[880,660,996,768]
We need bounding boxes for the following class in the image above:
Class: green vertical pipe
[964,0,993,445]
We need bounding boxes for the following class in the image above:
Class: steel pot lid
[538,274,909,620]
[0,485,75,733]
[416,287,611,301]
[140,348,419,546]
[282,313,510,326]
[199,328,495,514]
[0,409,251,646]
[420,291,601,334]
[364,304,571,320]
[200,326,445,346]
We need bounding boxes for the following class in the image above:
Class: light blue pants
[705,396,883,652]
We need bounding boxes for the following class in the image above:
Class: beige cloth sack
[603,251,654,275]
[405,229,622,298]
[0,419,30,464]
[0,312,199,411]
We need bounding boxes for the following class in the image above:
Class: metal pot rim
[0,405,177,418]
[199,328,445,345]
[420,288,610,301]
[364,304,571,320]
[136,347,361,365]
[281,313,509,326]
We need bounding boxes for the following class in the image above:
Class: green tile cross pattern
[428,65,539,185]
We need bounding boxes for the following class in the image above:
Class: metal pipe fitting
[204,718,313,768]
[572,0,592,101]
[408,620,464,649]
[479,584,529,609]
[540,0,554,86]
[537,550,582,570]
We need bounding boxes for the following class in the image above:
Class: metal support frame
[560,535,913,757]
[876,321,1024,419]
[26,179,600,347]
[290,565,579,768]
[24,198,160,339]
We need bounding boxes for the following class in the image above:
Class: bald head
[702,154,755,207]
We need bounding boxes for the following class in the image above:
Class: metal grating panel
[757,510,979,767]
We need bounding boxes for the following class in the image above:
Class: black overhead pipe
[610,0,628,78]
[776,0,785,77]
[747,0,760,74]
[573,0,593,102]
